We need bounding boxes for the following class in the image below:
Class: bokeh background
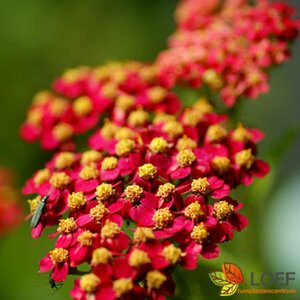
[0,0,299,299]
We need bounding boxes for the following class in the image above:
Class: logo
[209,262,297,296]
[209,262,243,296]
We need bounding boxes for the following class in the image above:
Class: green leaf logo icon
[208,271,229,286]
[220,283,239,296]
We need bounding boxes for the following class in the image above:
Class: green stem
[68,268,90,276]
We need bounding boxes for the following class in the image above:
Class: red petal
[253,160,270,178]
[39,257,53,272]
[170,167,191,179]
[56,234,73,248]
[75,179,99,192]
[31,222,44,238]
[76,214,93,227]
[101,169,120,181]
[51,263,69,282]
[230,212,248,231]
[211,184,230,199]
[240,170,253,186]
[200,243,220,259]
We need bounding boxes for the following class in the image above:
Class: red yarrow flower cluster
[20,0,300,299]
[157,0,300,106]
[20,62,180,150]
[23,101,269,299]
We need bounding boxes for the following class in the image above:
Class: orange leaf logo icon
[222,262,244,284]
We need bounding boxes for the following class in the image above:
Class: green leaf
[269,125,299,165]
[208,272,229,286]
[220,283,239,296]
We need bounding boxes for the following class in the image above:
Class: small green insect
[31,195,49,228]
[49,277,63,290]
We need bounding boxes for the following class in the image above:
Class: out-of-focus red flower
[0,168,23,236]
[157,0,300,106]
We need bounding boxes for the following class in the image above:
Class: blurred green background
[0,0,299,299]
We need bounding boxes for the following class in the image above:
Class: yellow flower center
[182,109,203,126]
[55,152,76,170]
[191,177,210,195]
[176,149,196,167]
[206,124,228,143]
[138,163,157,180]
[162,121,184,138]
[129,249,151,267]
[95,183,115,201]
[232,123,252,142]
[116,94,134,111]
[124,185,143,203]
[184,201,205,221]
[101,157,118,170]
[52,123,73,142]
[133,227,155,243]
[192,98,213,114]
[81,150,102,165]
[27,109,42,125]
[34,168,50,186]
[202,69,223,89]
[101,120,119,140]
[90,202,108,222]
[50,172,70,189]
[191,223,209,243]
[248,71,262,85]
[149,137,169,153]
[73,96,92,116]
[61,68,77,82]
[113,278,133,298]
[140,65,157,82]
[214,201,234,220]
[50,248,68,264]
[176,136,197,151]
[115,139,136,156]
[62,67,87,83]
[111,69,126,84]
[32,90,50,105]
[153,113,175,125]
[114,127,134,141]
[235,149,254,169]
[212,156,231,174]
[27,196,41,213]
[91,247,112,265]
[102,82,118,98]
[50,98,68,117]
[77,230,94,246]
[153,208,173,229]
[162,244,182,264]
[128,110,149,127]
[156,183,175,200]
[146,270,167,290]
[57,218,77,234]
[68,192,87,210]
[80,273,100,293]
[148,86,167,103]
[79,165,99,180]
[101,221,121,238]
